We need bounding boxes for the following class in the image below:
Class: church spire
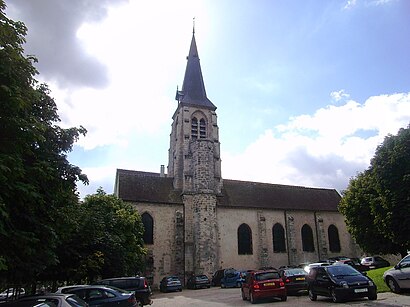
[175,29,216,110]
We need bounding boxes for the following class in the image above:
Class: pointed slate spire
[176,31,216,110]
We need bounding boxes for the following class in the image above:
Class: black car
[187,275,211,289]
[278,267,308,294]
[64,285,138,307]
[93,277,152,306]
[211,269,225,286]
[159,276,182,292]
[307,264,377,303]
[1,293,88,307]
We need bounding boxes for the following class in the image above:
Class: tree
[51,189,146,283]
[0,0,88,288]
[339,125,410,257]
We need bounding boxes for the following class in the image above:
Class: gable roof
[219,179,341,211]
[115,169,341,211]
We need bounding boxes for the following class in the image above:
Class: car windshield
[167,277,180,281]
[327,265,361,277]
[196,275,208,280]
[255,272,280,281]
[284,269,306,276]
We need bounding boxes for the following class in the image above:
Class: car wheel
[280,296,287,301]
[221,283,225,288]
[368,293,377,300]
[178,288,182,292]
[386,277,401,294]
[308,289,317,301]
[250,292,257,304]
[241,289,247,301]
[331,289,341,303]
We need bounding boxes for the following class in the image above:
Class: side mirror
[394,264,400,270]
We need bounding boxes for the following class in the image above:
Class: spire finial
[193,17,195,34]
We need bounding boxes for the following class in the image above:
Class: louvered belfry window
[199,118,206,138]
[191,117,198,139]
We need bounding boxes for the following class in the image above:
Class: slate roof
[115,169,341,212]
[175,32,216,111]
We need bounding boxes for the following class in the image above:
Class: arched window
[191,117,198,139]
[328,224,341,252]
[142,212,154,244]
[272,223,286,252]
[301,224,315,252]
[238,223,253,255]
[199,118,206,138]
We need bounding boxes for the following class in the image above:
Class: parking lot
[151,287,410,307]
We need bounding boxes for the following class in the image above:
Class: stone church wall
[132,202,184,289]
[216,207,361,271]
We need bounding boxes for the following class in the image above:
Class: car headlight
[340,281,349,288]
[368,280,374,286]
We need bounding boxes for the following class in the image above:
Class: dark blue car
[220,269,245,288]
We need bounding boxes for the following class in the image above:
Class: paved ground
[150,287,410,307]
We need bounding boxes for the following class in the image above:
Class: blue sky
[7,0,410,199]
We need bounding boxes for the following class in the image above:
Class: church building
[114,30,360,288]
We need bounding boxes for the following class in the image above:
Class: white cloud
[222,92,410,192]
[343,0,357,10]
[330,89,350,102]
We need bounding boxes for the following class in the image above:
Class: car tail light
[285,278,290,283]
[144,279,148,289]
[252,282,260,290]
[279,281,285,287]
[128,295,136,304]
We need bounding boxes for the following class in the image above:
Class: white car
[383,254,410,293]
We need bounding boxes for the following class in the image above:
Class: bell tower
[167,29,222,278]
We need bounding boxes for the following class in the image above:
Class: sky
[6,0,410,199]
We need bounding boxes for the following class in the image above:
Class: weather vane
[193,17,195,34]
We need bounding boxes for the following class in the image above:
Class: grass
[366,267,392,293]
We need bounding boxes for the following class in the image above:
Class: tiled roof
[115,169,182,204]
[219,179,341,211]
[115,169,341,211]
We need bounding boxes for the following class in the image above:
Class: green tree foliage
[340,125,410,257]
[0,0,88,286]
[50,189,146,283]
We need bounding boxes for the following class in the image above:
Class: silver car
[383,254,410,293]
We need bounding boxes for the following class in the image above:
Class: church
[114,30,360,288]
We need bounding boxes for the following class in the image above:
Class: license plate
[264,282,275,286]
[354,288,368,293]
[295,277,305,281]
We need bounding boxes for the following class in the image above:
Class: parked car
[64,285,138,307]
[186,275,211,289]
[93,277,151,306]
[159,276,182,292]
[278,267,308,294]
[220,268,245,288]
[307,264,377,303]
[335,259,369,272]
[327,256,350,263]
[361,256,390,269]
[303,262,331,273]
[211,269,228,287]
[0,288,25,301]
[1,293,87,307]
[55,285,90,294]
[241,269,287,303]
[383,254,410,293]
